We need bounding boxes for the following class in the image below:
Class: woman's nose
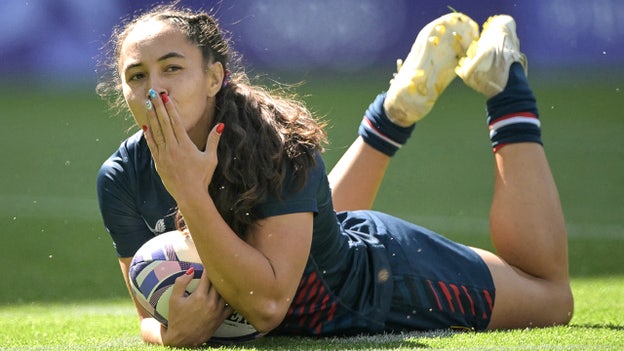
[146,76,168,97]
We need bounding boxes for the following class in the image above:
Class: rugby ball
[129,231,262,344]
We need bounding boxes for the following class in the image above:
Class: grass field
[1,68,623,350]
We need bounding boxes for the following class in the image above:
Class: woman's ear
[206,61,225,97]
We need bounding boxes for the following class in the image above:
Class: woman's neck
[188,112,214,151]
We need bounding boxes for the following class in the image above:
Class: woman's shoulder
[118,130,148,157]
[97,130,150,183]
[102,130,147,163]
[287,151,327,185]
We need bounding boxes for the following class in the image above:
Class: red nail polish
[185,267,195,275]
[216,123,225,134]
[160,92,169,103]
[142,125,148,132]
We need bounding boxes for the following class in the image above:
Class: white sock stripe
[362,117,403,149]
[489,115,541,132]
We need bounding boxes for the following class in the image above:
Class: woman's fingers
[143,89,221,195]
[205,123,224,156]
[160,92,187,144]
[171,266,196,298]
[180,269,230,318]
[199,269,233,321]
[143,97,162,155]
[149,89,178,145]
[143,89,186,157]
[196,268,212,293]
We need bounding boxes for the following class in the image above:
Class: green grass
[1,278,622,350]
[1,68,623,349]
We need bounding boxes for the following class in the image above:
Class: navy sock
[486,63,542,152]
[358,92,416,156]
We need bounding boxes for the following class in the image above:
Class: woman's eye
[128,73,145,82]
[165,65,182,72]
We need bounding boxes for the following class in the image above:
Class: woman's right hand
[142,91,223,204]
[161,267,233,347]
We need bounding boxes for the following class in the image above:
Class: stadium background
[1,0,622,304]
[2,0,624,81]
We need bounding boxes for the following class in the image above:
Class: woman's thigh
[472,248,573,329]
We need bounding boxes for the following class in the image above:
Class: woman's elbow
[246,299,289,333]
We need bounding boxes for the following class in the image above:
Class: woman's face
[118,20,222,143]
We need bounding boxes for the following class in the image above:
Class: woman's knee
[490,278,574,329]
[480,249,574,328]
[551,282,574,325]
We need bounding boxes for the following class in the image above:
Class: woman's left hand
[163,268,232,347]
[142,91,223,199]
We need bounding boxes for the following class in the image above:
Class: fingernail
[216,123,225,134]
[185,267,195,275]
[160,92,169,103]
[141,125,147,132]
[145,99,153,110]
[148,89,158,99]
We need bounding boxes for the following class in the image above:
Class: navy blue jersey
[97,131,178,257]
[97,132,495,334]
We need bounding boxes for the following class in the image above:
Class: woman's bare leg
[328,137,390,211]
[456,15,573,328]
[476,143,573,328]
[329,13,478,211]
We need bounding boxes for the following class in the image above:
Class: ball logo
[227,311,250,325]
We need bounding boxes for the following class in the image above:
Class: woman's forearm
[176,192,292,331]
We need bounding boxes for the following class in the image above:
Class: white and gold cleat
[456,15,527,98]
[384,12,479,126]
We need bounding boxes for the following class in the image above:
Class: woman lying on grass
[96,4,573,347]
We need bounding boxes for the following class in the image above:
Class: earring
[222,69,231,88]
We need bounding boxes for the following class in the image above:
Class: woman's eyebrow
[158,52,186,61]
[124,52,186,73]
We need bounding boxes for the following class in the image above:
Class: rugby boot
[384,12,479,126]
[456,15,528,98]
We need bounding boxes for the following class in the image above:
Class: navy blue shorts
[352,211,495,331]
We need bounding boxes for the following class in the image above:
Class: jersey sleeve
[256,153,328,218]
[96,147,154,258]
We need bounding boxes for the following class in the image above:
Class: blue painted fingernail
[148,89,158,99]
[145,99,153,110]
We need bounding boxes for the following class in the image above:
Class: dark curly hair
[96,3,328,237]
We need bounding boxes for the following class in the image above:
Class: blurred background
[1,0,622,304]
[2,0,624,82]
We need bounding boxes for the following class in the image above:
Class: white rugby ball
[129,231,262,344]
